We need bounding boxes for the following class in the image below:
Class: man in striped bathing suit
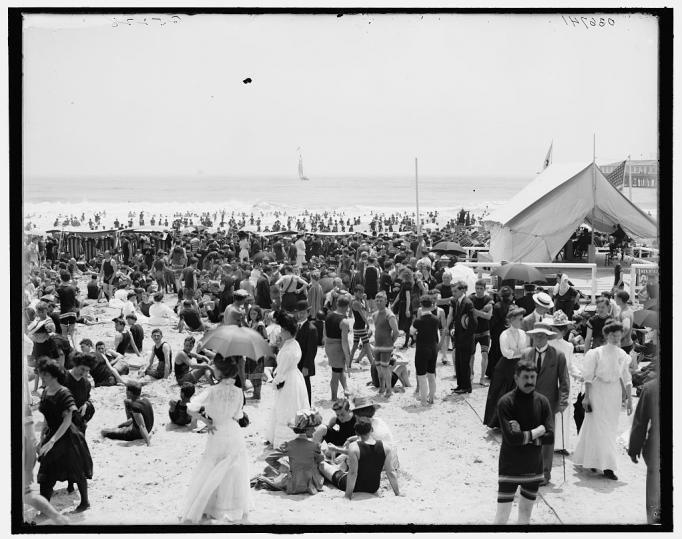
[494,359,554,525]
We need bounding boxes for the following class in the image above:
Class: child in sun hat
[255,409,325,494]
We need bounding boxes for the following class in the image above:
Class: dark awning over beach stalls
[483,162,657,262]
[45,227,132,258]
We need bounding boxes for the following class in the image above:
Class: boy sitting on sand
[101,380,154,446]
[173,336,216,385]
[176,300,206,333]
[168,382,196,427]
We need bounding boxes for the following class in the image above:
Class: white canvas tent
[484,162,657,262]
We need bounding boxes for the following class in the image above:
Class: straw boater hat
[287,408,323,430]
[532,291,554,310]
[526,322,558,337]
[233,289,249,299]
[349,394,380,411]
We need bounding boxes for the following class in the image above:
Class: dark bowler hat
[289,300,310,313]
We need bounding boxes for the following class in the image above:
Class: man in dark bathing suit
[113,317,141,358]
[98,250,117,301]
[313,398,357,448]
[80,339,127,387]
[101,381,154,446]
[143,328,172,380]
[319,417,400,499]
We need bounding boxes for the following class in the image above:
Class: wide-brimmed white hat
[526,323,557,337]
[349,394,380,411]
[532,292,554,309]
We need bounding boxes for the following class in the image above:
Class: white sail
[298,149,310,181]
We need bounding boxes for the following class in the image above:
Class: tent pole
[590,134,596,260]
[415,157,422,251]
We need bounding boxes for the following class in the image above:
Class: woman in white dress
[266,311,310,448]
[181,355,250,523]
[546,311,582,454]
[572,321,633,480]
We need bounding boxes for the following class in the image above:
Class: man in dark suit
[521,292,554,333]
[628,378,660,524]
[292,299,318,405]
[515,284,537,317]
[255,265,273,309]
[446,280,476,394]
[521,324,570,485]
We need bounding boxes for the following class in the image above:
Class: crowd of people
[24,207,487,238]
[21,223,660,526]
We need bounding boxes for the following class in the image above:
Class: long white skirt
[572,378,622,471]
[266,369,309,448]
[180,421,250,523]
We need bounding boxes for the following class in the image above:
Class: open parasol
[197,325,273,359]
[431,241,467,256]
[492,263,547,284]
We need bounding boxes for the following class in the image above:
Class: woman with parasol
[180,355,250,523]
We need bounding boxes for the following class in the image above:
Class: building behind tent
[599,160,658,188]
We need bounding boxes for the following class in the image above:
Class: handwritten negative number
[112,15,182,28]
[562,15,615,28]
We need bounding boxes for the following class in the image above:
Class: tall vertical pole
[415,158,422,254]
[591,134,596,252]
[628,154,633,200]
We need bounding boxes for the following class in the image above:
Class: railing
[460,262,598,303]
[462,246,489,261]
[631,246,659,259]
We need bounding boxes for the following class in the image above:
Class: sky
[22,12,659,179]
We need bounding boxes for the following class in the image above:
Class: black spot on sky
[243,78,252,84]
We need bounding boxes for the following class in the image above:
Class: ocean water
[23,174,530,216]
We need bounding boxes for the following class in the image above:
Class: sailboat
[297,147,310,181]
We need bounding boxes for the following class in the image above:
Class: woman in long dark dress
[63,353,96,433]
[482,308,528,428]
[392,273,414,348]
[485,286,514,379]
[553,273,579,318]
[36,358,93,512]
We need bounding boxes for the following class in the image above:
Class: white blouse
[272,338,302,385]
[583,344,632,385]
[499,327,528,359]
[187,378,244,427]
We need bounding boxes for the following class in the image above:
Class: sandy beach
[25,278,647,526]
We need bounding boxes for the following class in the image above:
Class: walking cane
[561,411,566,483]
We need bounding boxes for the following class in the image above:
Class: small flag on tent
[604,160,627,189]
[542,142,553,170]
